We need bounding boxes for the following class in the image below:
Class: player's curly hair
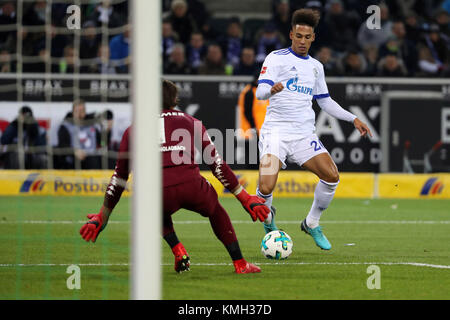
[162,79,179,109]
[291,8,320,29]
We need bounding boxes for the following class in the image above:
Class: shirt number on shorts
[310,139,324,151]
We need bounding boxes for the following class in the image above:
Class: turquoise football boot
[263,206,278,234]
[301,219,331,250]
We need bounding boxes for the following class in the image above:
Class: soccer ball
[261,230,293,260]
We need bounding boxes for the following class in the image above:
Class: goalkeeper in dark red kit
[80,79,269,274]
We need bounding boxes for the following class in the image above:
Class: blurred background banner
[166,76,450,172]
[0,170,132,196]
[1,75,449,172]
[378,173,450,198]
[201,170,375,198]
[197,171,450,199]
[0,74,130,102]
[2,169,449,199]
[380,90,448,173]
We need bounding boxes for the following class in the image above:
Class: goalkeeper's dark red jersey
[103,110,239,210]
[160,109,239,189]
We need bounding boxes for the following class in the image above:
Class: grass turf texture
[0,196,449,299]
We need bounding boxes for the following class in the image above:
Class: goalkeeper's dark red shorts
[163,174,219,218]
[162,174,237,246]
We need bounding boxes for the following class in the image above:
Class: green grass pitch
[0,196,449,300]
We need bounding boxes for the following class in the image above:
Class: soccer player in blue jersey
[255,9,372,250]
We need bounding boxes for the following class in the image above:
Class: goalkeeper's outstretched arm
[80,127,131,242]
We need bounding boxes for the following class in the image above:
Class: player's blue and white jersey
[258,47,329,139]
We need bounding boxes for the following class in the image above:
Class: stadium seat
[209,17,231,37]
[243,18,268,45]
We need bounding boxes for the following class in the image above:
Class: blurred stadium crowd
[0,0,449,77]
[0,0,449,170]
[0,0,130,74]
[163,0,450,77]
[0,101,119,170]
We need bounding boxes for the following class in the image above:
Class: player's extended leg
[183,176,261,274]
[300,152,340,250]
[163,186,190,273]
[163,223,190,273]
[257,154,282,233]
[208,201,261,274]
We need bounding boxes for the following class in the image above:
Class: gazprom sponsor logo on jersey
[20,173,46,193]
[286,77,313,96]
[420,177,444,195]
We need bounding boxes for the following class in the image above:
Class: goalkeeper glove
[80,212,106,243]
[234,186,269,222]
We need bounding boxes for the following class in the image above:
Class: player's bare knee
[325,172,340,183]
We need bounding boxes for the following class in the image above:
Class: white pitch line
[1,220,450,225]
[323,220,450,224]
[0,220,129,224]
[0,263,129,267]
[180,262,450,269]
[173,220,450,225]
[0,262,449,269]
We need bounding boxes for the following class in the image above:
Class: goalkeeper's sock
[163,231,180,249]
[226,241,243,261]
[306,180,339,228]
[256,187,273,224]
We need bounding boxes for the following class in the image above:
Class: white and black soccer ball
[261,230,293,260]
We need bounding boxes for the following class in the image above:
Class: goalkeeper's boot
[301,219,331,250]
[172,243,190,273]
[263,206,278,234]
[233,258,261,274]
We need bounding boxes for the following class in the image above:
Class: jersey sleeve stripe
[313,93,330,100]
[258,79,275,86]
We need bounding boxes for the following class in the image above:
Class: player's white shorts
[258,132,329,169]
